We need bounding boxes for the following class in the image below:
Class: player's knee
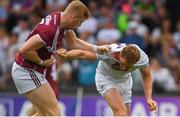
[112,104,128,116]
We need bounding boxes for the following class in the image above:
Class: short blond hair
[65,0,90,19]
[121,45,140,65]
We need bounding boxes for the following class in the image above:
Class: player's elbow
[19,47,26,55]
[68,39,79,49]
[19,46,33,57]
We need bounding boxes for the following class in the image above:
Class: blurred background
[0,0,180,116]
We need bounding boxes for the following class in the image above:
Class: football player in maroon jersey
[11,0,110,116]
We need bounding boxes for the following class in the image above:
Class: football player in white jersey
[57,43,157,116]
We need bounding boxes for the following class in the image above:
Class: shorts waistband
[15,60,45,74]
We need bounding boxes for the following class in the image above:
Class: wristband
[92,45,98,53]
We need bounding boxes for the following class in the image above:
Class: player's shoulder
[35,11,61,32]
[39,11,60,26]
[133,45,149,67]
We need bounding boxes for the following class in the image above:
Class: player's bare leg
[25,82,60,116]
[104,88,128,116]
[125,103,130,115]
[26,104,36,116]
[26,100,63,116]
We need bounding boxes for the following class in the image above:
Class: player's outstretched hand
[97,45,111,54]
[56,48,67,59]
[147,99,158,112]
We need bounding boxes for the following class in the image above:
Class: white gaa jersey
[96,43,149,80]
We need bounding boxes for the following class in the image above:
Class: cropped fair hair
[65,0,90,19]
[121,45,140,65]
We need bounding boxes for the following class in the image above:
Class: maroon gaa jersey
[15,12,65,74]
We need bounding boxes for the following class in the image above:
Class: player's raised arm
[140,67,158,112]
[56,49,96,60]
[64,30,110,54]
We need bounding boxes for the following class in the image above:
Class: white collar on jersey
[107,43,126,63]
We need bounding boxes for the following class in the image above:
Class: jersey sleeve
[33,13,59,47]
[134,45,149,69]
[36,24,54,47]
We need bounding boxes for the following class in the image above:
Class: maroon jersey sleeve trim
[46,26,60,53]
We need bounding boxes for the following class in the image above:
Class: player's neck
[60,12,67,29]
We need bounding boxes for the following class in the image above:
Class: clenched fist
[39,56,55,67]
[147,99,158,111]
[97,45,111,54]
[56,48,67,59]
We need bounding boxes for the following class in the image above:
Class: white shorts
[11,62,47,94]
[95,72,133,104]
